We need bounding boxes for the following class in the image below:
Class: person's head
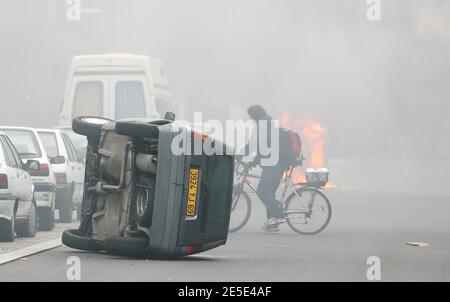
[247,105,267,121]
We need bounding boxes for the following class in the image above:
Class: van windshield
[116,81,146,119]
[73,81,103,117]
[155,97,174,117]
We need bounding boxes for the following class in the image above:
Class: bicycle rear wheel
[284,187,331,235]
[228,190,251,233]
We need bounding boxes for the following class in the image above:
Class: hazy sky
[0,0,449,158]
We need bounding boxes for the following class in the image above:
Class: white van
[58,53,174,127]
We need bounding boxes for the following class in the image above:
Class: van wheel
[72,116,113,138]
[0,215,15,242]
[62,229,104,251]
[16,202,37,238]
[104,236,148,257]
[38,207,55,231]
[115,121,159,139]
[136,175,156,227]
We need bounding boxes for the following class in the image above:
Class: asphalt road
[1,191,449,282]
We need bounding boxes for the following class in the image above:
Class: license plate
[186,168,200,217]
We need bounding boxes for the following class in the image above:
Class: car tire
[72,116,113,138]
[115,121,160,139]
[104,236,148,257]
[38,207,55,231]
[136,175,156,227]
[16,202,37,238]
[0,215,15,242]
[62,229,104,252]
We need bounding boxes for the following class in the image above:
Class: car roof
[36,128,59,133]
[0,126,37,132]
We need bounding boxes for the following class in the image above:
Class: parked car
[0,127,56,231]
[37,129,84,222]
[57,126,87,161]
[0,132,39,241]
[58,53,174,127]
[63,116,235,258]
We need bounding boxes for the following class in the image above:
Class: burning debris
[280,113,334,188]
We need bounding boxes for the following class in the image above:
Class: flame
[280,113,335,188]
[301,119,325,169]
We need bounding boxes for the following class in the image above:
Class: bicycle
[229,158,332,234]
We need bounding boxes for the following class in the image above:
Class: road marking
[0,238,62,265]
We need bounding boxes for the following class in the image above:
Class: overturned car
[62,116,234,258]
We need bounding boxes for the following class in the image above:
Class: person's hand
[246,158,259,170]
[235,154,244,162]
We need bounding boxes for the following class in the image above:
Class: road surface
[0,191,449,282]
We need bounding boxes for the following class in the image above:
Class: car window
[38,132,59,158]
[1,129,42,159]
[115,81,146,119]
[4,136,25,169]
[61,128,86,157]
[0,136,18,168]
[73,81,103,117]
[155,97,174,117]
[61,134,76,162]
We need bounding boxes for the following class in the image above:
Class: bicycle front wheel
[284,187,332,235]
[228,190,251,233]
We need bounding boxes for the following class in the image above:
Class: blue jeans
[256,164,289,219]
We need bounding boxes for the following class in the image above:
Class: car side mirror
[164,111,176,121]
[50,155,66,165]
[25,159,40,171]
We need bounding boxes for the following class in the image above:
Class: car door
[0,136,19,200]
[61,133,84,203]
[3,136,32,202]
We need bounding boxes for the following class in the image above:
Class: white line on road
[0,238,62,265]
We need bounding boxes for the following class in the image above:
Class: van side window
[115,81,146,119]
[155,97,174,117]
[73,81,103,117]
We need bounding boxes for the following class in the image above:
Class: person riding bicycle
[237,105,295,232]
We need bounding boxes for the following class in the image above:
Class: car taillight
[54,172,67,184]
[0,174,8,189]
[183,245,202,255]
[29,163,50,177]
[192,131,209,141]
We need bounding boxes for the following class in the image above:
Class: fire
[301,119,325,169]
[280,113,335,188]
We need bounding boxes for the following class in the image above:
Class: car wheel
[0,215,15,242]
[16,201,37,238]
[38,207,55,231]
[136,175,156,227]
[62,229,104,251]
[72,116,113,138]
[104,236,148,257]
[115,121,160,139]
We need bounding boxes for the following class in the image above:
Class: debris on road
[406,242,430,247]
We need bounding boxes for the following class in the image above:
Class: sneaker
[261,223,280,232]
[264,218,279,226]
[276,218,286,224]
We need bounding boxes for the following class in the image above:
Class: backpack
[279,128,302,162]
